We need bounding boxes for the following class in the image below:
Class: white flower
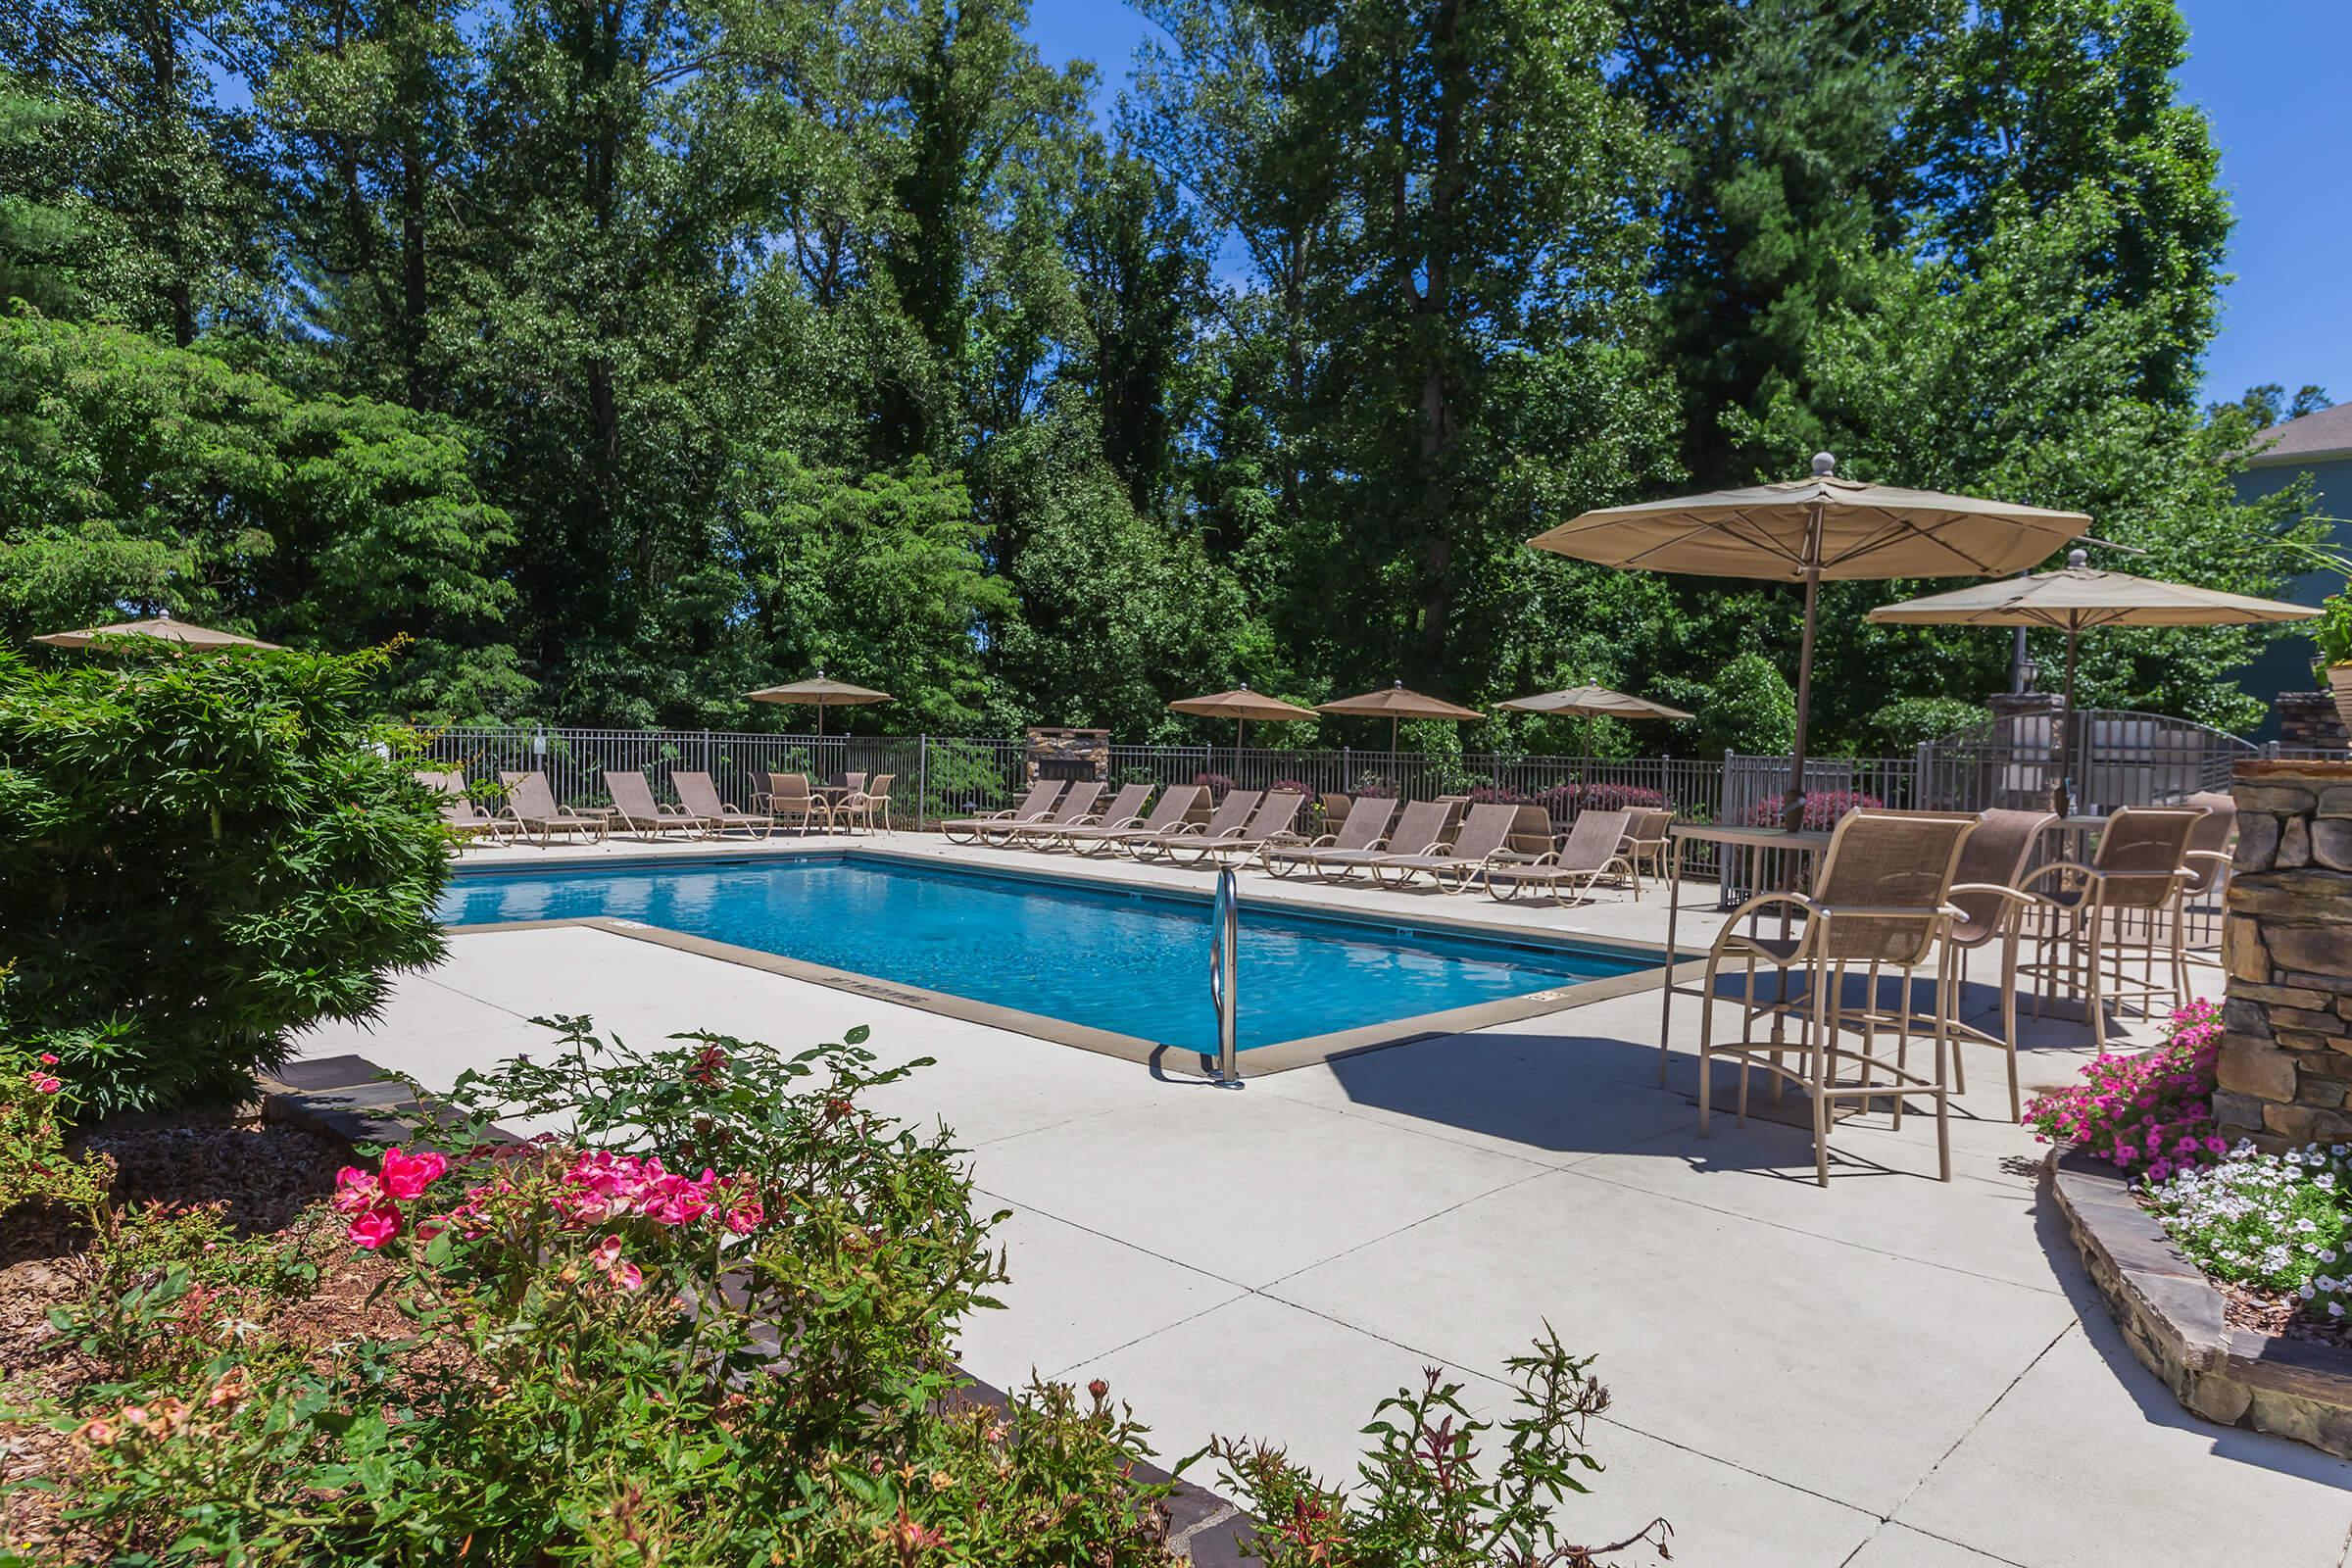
[2331,1302,2344,1319]
[2303,1283,2319,1299]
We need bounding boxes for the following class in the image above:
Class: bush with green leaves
[0,642,450,1113]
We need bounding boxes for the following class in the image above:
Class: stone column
[2278,692,2350,757]
[2216,760,2352,1150]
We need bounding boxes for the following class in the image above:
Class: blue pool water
[437,858,1651,1051]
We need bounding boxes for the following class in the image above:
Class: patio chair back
[1092,782,1153,826]
[1331,795,1398,851]
[1505,805,1554,857]
[605,769,672,819]
[844,772,866,792]
[500,770,562,821]
[1197,789,1263,838]
[1807,810,1978,965]
[1003,780,1065,821]
[1382,800,1453,855]
[1047,781,1104,822]
[1246,790,1306,838]
[1317,792,1352,826]
[672,771,734,821]
[2089,807,2203,911]
[766,772,812,805]
[1948,808,2056,945]
[1446,803,1521,861]
[1132,785,1202,831]
[2180,791,2235,895]
[1554,808,1631,871]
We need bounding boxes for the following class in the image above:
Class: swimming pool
[438,857,1653,1054]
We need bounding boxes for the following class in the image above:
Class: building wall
[2230,454,2352,740]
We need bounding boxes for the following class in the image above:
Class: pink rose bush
[2024,998,2223,1183]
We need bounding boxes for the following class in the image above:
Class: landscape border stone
[2047,1148,2352,1456]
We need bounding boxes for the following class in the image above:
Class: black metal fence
[416,708,2279,842]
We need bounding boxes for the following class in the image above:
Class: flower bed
[2,1031,1671,1565]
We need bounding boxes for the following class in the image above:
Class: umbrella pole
[1583,714,1594,796]
[1237,715,1246,777]
[1783,564,1822,834]
[2057,625,2080,817]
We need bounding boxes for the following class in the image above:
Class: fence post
[917,736,929,829]
[1913,741,1930,808]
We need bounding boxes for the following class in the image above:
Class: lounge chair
[1167,790,1307,867]
[1062,784,1201,856]
[1301,800,1452,884]
[416,769,507,846]
[496,770,609,847]
[986,782,1103,847]
[1698,809,1978,1185]
[754,772,831,834]
[1368,803,1523,891]
[1261,796,1397,877]
[606,769,709,839]
[941,780,1064,846]
[992,780,1129,851]
[1126,789,1262,863]
[1483,809,1637,904]
[1013,782,1152,851]
[672,771,775,839]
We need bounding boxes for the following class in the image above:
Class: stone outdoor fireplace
[1023,727,1108,787]
[2216,759,2352,1149]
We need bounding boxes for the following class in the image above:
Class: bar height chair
[1938,808,2058,1121]
[2017,806,2201,1050]
[1697,809,1978,1186]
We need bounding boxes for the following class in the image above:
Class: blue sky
[1023,0,2350,413]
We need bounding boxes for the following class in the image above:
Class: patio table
[1656,823,1832,1086]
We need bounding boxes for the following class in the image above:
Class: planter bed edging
[2046,1147,2352,1456]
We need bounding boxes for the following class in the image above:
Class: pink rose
[348,1204,404,1250]
[331,1167,383,1216]
[28,1073,61,1095]
[724,1200,763,1236]
[37,1054,58,1065]
[378,1148,448,1201]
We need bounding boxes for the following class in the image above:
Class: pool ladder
[1208,867,1242,1088]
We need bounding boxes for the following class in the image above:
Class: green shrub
[1865,696,1985,751]
[0,643,450,1113]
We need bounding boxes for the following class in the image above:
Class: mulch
[2220,1277,2352,1350]
[0,1118,395,1558]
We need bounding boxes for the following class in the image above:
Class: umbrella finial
[1811,452,1836,477]
[2067,548,2088,569]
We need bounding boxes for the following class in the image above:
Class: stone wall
[1022,727,1109,786]
[2216,760,2352,1150]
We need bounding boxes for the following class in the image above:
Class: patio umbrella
[746,672,893,736]
[1314,681,1484,753]
[1496,685,1694,788]
[1527,453,2088,830]
[31,612,279,651]
[1868,550,2317,813]
[1168,684,1318,756]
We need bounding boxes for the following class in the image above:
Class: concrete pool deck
[297,836,2352,1565]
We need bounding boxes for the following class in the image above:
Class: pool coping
[445,848,1697,1076]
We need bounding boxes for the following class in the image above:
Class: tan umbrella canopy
[746,672,893,736]
[32,612,279,652]
[1315,681,1485,752]
[1528,454,2089,830]
[1869,549,2317,813]
[1168,684,1318,753]
[1498,685,1694,783]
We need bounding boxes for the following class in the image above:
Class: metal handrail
[1208,867,1241,1088]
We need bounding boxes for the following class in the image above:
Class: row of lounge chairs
[419,768,892,846]
[947,779,1669,903]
